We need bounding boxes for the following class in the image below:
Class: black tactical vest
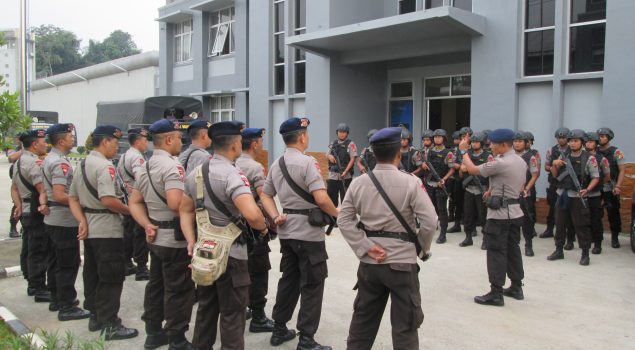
[468,149,490,187]
[429,147,450,177]
[400,148,418,173]
[593,152,606,184]
[557,151,590,191]
[362,147,377,171]
[597,146,618,182]
[548,145,566,184]
[329,139,353,175]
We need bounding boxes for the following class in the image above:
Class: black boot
[539,226,554,238]
[88,314,101,332]
[270,323,296,346]
[27,287,36,296]
[474,290,504,307]
[503,282,524,300]
[472,230,477,237]
[249,309,275,333]
[579,249,590,266]
[125,261,137,276]
[49,297,59,312]
[34,290,52,303]
[447,222,462,233]
[144,323,168,349]
[525,243,534,257]
[459,233,473,247]
[9,226,20,238]
[168,333,194,350]
[611,233,620,248]
[58,305,90,321]
[436,228,447,244]
[563,239,574,251]
[297,334,332,350]
[135,265,150,281]
[592,241,602,255]
[101,322,139,341]
[547,247,564,261]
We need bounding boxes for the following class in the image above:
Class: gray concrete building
[157,0,633,193]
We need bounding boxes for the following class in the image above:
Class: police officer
[357,129,378,173]
[337,127,437,349]
[68,125,138,340]
[11,129,53,301]
[512,131,540,257]
[422,129,455,244]
[117,127,150,280]
[459,129,527,306]
[596,127,627,248]
[261,117,339,350]
[178,120,212,175]
[128,119,195,349]
[398,129,422,175]
[42,123,91,320]
[541,127,570,238]
[181,121,268,350]
[547,129,599,266]
[447,131,461,222]
[459,132,493,247]
[449,127,472,233]
[585,131,611,254]
[482,130,492,152]
[236,127,276,333]
[326,123,357,207]
[421,129,434,157]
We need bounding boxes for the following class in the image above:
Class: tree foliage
[83,30,141,66]
[0,33,32,149]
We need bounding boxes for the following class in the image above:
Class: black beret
[93,125,123,139]
[241,128,265,139]
[209,121,243,138]
[127,127,149,137]
[279,117,310,135]
[19,129,46,142]
[187,120,211,131]
[46,123,75,136]
[149,119,178,135]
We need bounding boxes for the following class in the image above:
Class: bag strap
[16,158,38,195]
[366,169,422,255]
[200,159,247,230]
[278,156,316,205]
[80,159,100,201]
[184,148,205,172]
[120,153,135,180]
[146,160,168,204]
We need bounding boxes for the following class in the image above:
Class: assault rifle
[557,157,588,209]
[424,161,449,197]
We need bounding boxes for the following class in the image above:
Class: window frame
[387,80,415,130]
[210,95,236,123]
[521,0,556,78]
[174,19,193,64]
[398,0,417,14]
[208,7,236,58]
[272,0,286,96]
[293,0,306,94]
[566,0,606,75]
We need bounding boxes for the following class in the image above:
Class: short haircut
[22,137,37,149]
[188,128,206,140]
[373,143,401,163]
[92,135,115,148]
[49,133,66,146]
[128,133,144,145]
[152,133,166,147]
[282,130,306,145]
[212,135,240,151]
[241,137,259,151]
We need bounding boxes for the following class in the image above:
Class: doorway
[427,98,471,133]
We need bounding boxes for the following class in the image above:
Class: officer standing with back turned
[179,120,212,175]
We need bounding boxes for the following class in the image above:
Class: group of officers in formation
[7,112,627,349]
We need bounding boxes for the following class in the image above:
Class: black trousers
[347,263,423,350]
[247,239,272,313]
[192,257,250,350]
[272,239,328,337]
[142,244,195,337]
[602,191,622,234]
[555,196,592,250]
[425,185,449,230]
[123,216,149,266]
[10,205,17,229]
[451,179,464,222]
[546,184,558,227]
[82,238,125,325]
[22,214,54,292]
[327,179,352,207]
[20,227,28,280]
[46,225,81,307]
[483,218,524,291]
[463,191,486,234]
[520,192,536,246]
[588,196,604,244]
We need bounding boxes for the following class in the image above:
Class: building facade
[157,0,633,193]
[0,28,35,94]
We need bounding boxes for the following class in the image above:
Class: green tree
[83,30,141,66]
[31,25,83,77]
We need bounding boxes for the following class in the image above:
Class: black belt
[364,230,417,244]
[150,218,176,229]
[505,198,520,205]
[47,201,69,208]
[283,208,310,215]
[83,207,118,214]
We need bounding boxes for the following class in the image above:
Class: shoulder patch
[601,157,610,167]
[108,166,116,180]
[447,152,453,161]
[534,151,541,160]
[615,149,624,160]
[590,157,598,167]
[239,171,251,187]
[176,165,185,180]
[138,158,145,165]
[35,159,43,166]
[60,163,70,176]
[531,157,537,167]
[350,143,357,152]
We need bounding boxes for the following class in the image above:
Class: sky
[0,0,165,51]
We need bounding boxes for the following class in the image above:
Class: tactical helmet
[482,129,492,143]
[586,131,600,142]
[554,127,570,138]
[471,132,486,143]
[452,131,460,140]
[524,131,535,142]
[459,126,473,136]
[336,123,350,133]
[367,129,378,140]
[401,129,412,140]
[433,129,447,138]
[513,131,529,141]
[422,129,434,139]
[567,129,587,142]
[596,127,614,140]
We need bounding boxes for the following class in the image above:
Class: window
[294,0,306,93]
[389,82,414,131]
[523,0,555,76]
[425,75,471,97]
[211,95,235,123]
[273,0,285,95]
[174,19,193,63]
[425,0,444,9]
[208,7,236,57]
[425,0,471,10]
[568,0,606,73]
[399,0,416,14]
[453,0,472,11]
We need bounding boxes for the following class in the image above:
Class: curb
[0,302,45,348]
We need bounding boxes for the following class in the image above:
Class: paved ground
[0,158,634,349]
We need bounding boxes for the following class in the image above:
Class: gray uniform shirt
[12,150,44,214]
[478,150,527,220]
[184,154,251,260]
[42,148,78,227]
[117,147,145,189]
[135,149,186,248]
[263,148,327,242]
[338,164,437,265]
[179,144,210,176]
[69,150,124,239]
[236,153,266,199]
